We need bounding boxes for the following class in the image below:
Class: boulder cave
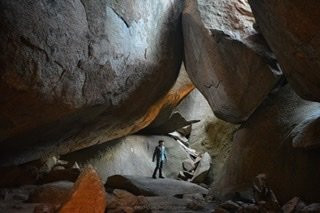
[0,0,320,212]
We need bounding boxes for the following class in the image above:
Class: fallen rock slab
[105,175,208,197]
[192,152,211,184]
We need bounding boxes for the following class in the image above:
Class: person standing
[152,140,167,179]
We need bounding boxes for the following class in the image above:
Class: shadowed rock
[215,85,320,203]
[249,0,320,102]
[0,0,184,166]
[183,0,280,123]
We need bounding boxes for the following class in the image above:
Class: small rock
[39,156,58,173]
[183,171,194,179]
[71,162,80,169]
[52,165,65,171]
[300,203,320,213]
[183,193,205,201]
[33,204,56,213]
[282,197,305,213]
[219,200,241,211]
[183,159,195,172]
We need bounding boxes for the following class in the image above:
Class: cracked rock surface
[249,0,320,102]
[182,0,280,123]
[0,0,184,166]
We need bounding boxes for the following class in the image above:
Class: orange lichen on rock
[59,166,107,213]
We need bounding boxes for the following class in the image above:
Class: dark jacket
[152,145,167,162]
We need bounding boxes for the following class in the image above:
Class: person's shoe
[152,176,157,179]
[159,176,165,179]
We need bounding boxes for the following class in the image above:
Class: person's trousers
[152,160,163,177]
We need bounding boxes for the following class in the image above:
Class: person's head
[158,140,164,146]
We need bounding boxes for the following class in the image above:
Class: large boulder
[0,0,184,166]
[215,85,320,203]
[249,0,320,102]
[183,0,280,123]
[63,135,192,182]
[105,175,208,196]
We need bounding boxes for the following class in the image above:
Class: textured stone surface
[176,89,238,184]
[0,0,184,166]
[106,175,208,196]
[183,0,280,123]
[249,0,320,102]
[60,166,107,213]
[290,117,320,149]
[215,85,320,203]
[27,181,73,205]
[63,135,191,181]
[142,64,194,130]
[191,152,211,184]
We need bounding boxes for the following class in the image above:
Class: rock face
[27,181,73,205]
[176,89,238,184]
[249,0,320,102]
[142,64,195,134]
[63,135,192,182]
[215,86,320,203]
[183,0,280,123]
[0,0,184,166]
[105,175,208,196]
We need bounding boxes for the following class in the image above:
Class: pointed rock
[60,166,107,213]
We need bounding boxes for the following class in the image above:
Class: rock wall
[176,89,238,183]
[63,135,192,182]
[0,0,184,166]
[215,85,320,203]
[249,0,320,102]
[181,0,320,203]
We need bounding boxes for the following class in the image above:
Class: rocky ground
[1,162,320,213]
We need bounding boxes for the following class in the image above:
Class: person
[152,140,167,179]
